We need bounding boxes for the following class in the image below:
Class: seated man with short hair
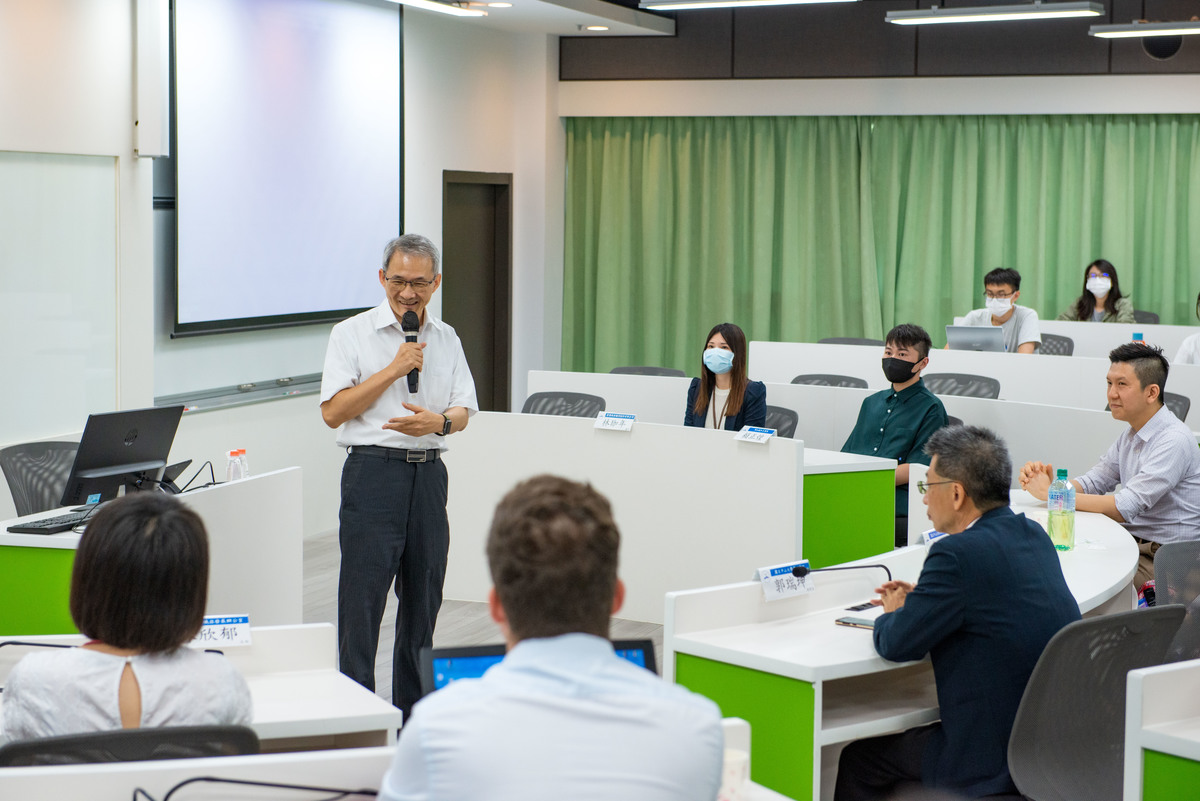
[378,475,724,801]
[842,323,948,547]
[835,426,1080,801]
[1021,342,1200,588]
[960,267,1041,353]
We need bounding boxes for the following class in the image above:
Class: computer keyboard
[6,511,92,535]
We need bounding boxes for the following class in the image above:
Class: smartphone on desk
[835,616,876,630]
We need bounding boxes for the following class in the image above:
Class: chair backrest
[1105,393,1190,424]
[1154,542,1200,662]
[1039,333,1075,356]
[946,415,964,428]
[0,441,80,517]
[1164,392,1191,423]
[1133,309,1160,325]
[1007,605,1185,801]
[764,405,799,439]
[0,725,260,767]
[609,366,686,377]
[817,337,884,347]
[520,391,606,418]
[790,373,869,389]
[922,373,1001,399]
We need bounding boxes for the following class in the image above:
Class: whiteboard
[0,151,117,444]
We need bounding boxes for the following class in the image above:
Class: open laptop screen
[419,639,657,696]
[945,324,1006,353]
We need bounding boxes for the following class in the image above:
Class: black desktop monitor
[60,406,186,506]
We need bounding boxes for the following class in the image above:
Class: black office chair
[1154,542,1200,662]
[764,406,799,439]
[1133,309,1160,325]
[520,392,606,418]
[1039,333,1074,356]
[0,441,79,517]
[1105,392,1189,423]
[790,374,869,389]
[610,366,686,377]
[817,337,884,347]
[922,373,1001,400]
[1006,606,1185,801]
[0,725,260,766]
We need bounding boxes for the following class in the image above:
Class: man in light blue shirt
[378,475,724,801]
[1021,342,1200,588]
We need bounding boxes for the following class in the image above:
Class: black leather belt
[348,444,440,463]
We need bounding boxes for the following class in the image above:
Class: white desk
[665,496,1137,800]
[442,412,895,623]
[1040,319,1198,361]
[1124,661,1200,801]
[0,468,304,633]
[0,624,403,751]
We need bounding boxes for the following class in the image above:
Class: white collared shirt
[1075,404,1200,544]
[378,633,724,801]
[320,302,478,450]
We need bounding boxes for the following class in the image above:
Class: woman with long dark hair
[683,322,766,430]
[0,493,252,741]
[1056,259,1134,323]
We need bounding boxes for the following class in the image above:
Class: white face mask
[1086,277,1112,298]
[985,297,1013,317]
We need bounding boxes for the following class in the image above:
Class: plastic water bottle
[237,448,250,478]
[1047,468,1075,551]
[226,449,244,482]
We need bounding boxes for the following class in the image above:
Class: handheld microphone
[401,311,420,393]
[792,563,893,582]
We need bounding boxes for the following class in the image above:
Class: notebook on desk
[418,638,657,696]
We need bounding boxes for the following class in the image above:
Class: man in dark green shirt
[841,324,949,547]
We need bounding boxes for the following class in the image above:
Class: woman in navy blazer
[683,322,767,430]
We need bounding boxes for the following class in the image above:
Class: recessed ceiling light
[586,25,609,30]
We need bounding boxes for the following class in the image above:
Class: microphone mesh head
[401,310,420,331]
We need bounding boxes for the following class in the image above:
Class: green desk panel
[1143,749,1200,800]
[676,652,815,800]
[804,470,893,568]
[0,545,77,634]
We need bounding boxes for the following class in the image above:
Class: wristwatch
[437,413,452,437]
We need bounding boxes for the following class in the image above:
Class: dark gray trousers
[336,449,449,721]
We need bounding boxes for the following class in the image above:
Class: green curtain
[563,114,1200,374]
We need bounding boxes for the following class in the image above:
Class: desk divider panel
[676,652,816,801]
[1142,750,1200,799]
[0,545,75,634]
[803,470,893,568]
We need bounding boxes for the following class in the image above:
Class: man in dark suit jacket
[834,425,1081,801]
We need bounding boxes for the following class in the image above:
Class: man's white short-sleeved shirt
[320,303,478,450]
[378,633,724,801]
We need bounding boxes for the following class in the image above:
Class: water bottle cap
[1056,468,1068,479]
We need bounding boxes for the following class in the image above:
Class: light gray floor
[304,530,664,704]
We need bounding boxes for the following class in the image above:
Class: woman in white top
[683,322,767,431]
[1176,293,1200,365]
[0,493,252,742]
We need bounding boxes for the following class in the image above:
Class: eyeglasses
[1088,273,1111,279]
[384,276,435,291]
[984,291,1014,300]
[917,480,955,494]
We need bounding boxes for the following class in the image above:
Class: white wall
[0,2,563,540]
[403,11,564,408]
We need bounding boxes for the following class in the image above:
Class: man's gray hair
[923,425,1011,511]
[382,234,441,276]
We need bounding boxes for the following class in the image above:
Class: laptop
[945,325,1005,353]
[418,638,657,697]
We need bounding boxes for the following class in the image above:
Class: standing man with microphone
[319,234,477,721]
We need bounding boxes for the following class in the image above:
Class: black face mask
[882,357,920,385]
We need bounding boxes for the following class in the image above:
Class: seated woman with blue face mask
[683,322,767,431]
